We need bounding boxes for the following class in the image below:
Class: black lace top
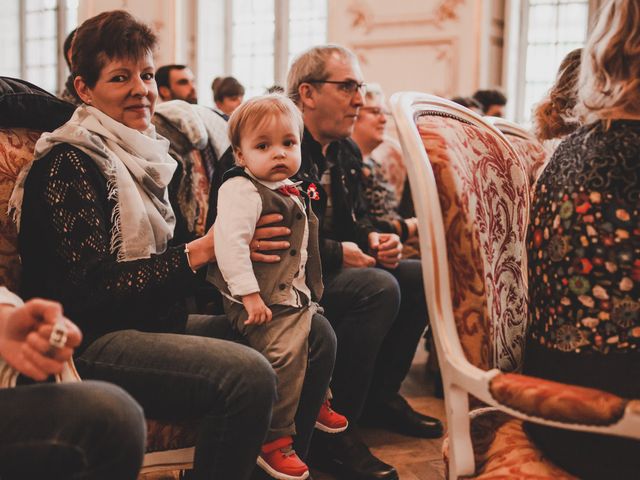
[18,144,199,352]
[527,120,640,355]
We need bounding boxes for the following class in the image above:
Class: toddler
[208,94,347,480]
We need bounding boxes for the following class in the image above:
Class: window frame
[506,0,603,123]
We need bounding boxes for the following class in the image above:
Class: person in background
[212,76,245,119]
[532,48,582,142]
[524,1,640,477]
[472,89,507,117]
[156,64,198,104]
[0,287,145,479]
[450,95,484,115]
[351,83,419,253]
[58,28,82,106]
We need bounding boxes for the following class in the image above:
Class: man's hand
[242,293,273,325]
[369,232,402,269]
[249,214,291,264]
[0,299,82,381]
[342,241,376,268]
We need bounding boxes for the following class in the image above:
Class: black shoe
[308,429,398,480]
[361,394,444,439]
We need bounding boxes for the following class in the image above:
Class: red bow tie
[277,185,301,197]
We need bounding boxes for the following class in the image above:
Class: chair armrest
[489,372,630,426]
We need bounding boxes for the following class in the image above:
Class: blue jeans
[75,313,335,479]
[0,380,145,479]
[321,260,427,420]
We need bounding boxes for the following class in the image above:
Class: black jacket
[294,129,375,274]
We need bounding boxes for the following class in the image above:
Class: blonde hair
[364,82,383,104]
[533,48,582,140]
[227,94,304,151]
[578,0,640,123]
[287,44,357,105]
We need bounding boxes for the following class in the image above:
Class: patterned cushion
[417,115,529,371]
[442,410,577,479]
[0,128,41,291]
[504,133,551,191]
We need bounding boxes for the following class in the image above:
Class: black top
[526,120,640,358]
[18,144,199,352]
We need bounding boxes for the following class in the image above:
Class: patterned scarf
[10,105,177,261]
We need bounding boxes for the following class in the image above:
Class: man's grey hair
[287,44,358,105]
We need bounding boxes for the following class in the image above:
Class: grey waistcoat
[208,172,323,305]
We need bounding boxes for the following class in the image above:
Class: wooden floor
[312,341,446,480]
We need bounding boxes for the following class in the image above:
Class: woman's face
[353,94,387,147]
[76,51,157,131]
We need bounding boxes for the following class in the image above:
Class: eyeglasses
[307,79,367,96]
[359,106,390,117]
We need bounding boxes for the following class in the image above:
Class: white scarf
[10,105,177,261]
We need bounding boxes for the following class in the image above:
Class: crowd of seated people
[0,0,637,478]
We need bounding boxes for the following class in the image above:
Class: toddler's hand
[242,293,272,325]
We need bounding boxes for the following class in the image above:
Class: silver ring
[256,240,261,251]
[49,321,68,349]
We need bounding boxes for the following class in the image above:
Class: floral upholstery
[503,133,551,191]
[417,114,529,371]
[489,373,628,425]
[0,128,41,291]
[188,149,210,237]
[442,409,577,479]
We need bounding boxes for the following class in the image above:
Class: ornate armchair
[389,92,640,479]
[0,79,197,479]
[484,116,552,191]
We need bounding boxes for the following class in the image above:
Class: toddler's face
[236,115,302,182]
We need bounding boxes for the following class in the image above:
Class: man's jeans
[0,381,145,479]
[75,313,336,480]
[322,259,427,420]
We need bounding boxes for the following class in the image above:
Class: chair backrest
[0,128,41,291]
[390,93,529,372]
[485,116,551,189]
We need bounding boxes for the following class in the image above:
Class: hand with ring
[0,298,82,381]
[248,213,291,263]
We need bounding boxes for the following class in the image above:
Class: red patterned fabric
[442,410,577,479]
[490,372,628,425]
[504,133,551,191]
[0,128,41,291]
[417,115,529,371]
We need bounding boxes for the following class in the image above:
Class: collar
[244,168,299,190]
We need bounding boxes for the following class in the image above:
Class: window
[0,0,77,95]
[509,0,598,123]
[196,0,327,104]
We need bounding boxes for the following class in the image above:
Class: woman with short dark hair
[12,10,335,479]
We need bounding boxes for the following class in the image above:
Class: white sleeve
[0,287,23,307]
[214,177,263,297]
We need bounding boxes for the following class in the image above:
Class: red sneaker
[315,399,349,433]
[257,436,309,480]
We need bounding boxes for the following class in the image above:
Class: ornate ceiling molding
[348,0,466,33]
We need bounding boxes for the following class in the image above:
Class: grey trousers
[227,300,316,442]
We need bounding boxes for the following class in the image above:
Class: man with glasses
[287,44,443,480]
